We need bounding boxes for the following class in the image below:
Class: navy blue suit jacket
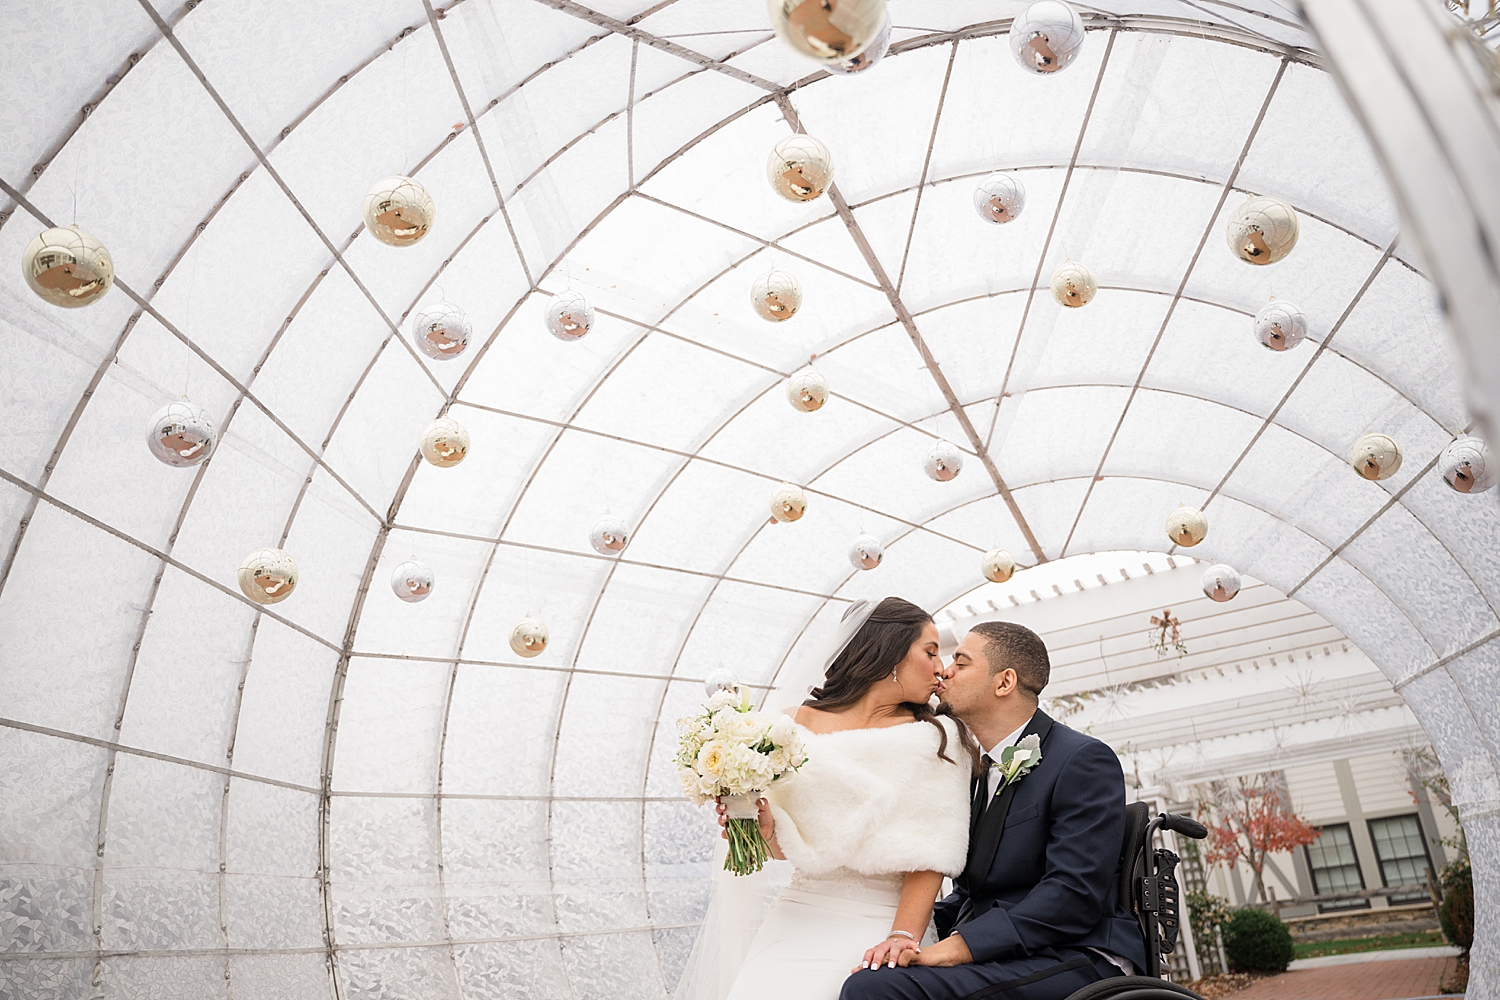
[932,710,1148,971]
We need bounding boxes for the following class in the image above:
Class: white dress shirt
[979,715,1134,977]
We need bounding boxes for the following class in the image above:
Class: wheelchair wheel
[1064,975,1206,1000]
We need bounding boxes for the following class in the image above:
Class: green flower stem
[724,817,772,876]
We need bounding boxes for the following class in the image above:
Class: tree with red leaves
[1198,772,1320,903]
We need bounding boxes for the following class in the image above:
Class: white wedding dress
[676,715,971,1000]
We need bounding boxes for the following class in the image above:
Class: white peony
[767,714,798,746]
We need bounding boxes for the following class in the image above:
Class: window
[1306,824,1367,910]
[1369,814,1432,904]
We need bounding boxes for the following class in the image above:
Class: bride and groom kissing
[687,596,1147,1000]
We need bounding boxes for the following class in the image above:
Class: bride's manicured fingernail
[887,960,896,968]
[860,962,868,970]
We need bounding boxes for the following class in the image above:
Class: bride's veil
[670,600,877,999]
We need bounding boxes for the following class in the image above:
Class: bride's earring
[891,667,899,682]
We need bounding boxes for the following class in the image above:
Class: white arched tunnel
[0,2,1496,998]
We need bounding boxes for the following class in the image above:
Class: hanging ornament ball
[786,368,830,412]
[420,416,470,468]
[828,11,891,74]
[1349,431,1402,481]
[1166,504,1208,547]
[590,514,630,555]
[409,301,471,361]
[509,617,549,658]
[237,548,298,605]
[848,534,884,571]
[362,175,434,247]
[390,560,435,603]
[1201,563,1242,603]
[751,269,803,322]
[1439,435,1496,494]
[1226,195,1299,265]
[767,134,834,202]
[21,225,114,308]
[1010,0,1086,75]
[768,0,887,63]
[704,668,739,697]
[545,291,595,341]
[1050,260,1097,308]
[770,482,808,523]
[974,173,1027,225]
[981,548,1017,584]
[1253,300,1307,352]
[923,439,965,482]
[145,400,217,468]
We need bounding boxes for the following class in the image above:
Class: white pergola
[0,2,1497,999]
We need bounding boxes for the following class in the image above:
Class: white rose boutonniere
[995,734,1043,796]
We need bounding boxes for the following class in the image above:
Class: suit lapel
[963,710,1055,888]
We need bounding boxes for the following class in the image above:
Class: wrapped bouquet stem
[677,689,807,876]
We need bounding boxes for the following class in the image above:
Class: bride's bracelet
[885,930,916,942]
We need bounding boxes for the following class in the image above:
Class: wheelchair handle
[1157,813,1207,840]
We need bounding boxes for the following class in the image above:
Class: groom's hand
[910,933,972,967]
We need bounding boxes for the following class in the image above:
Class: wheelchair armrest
[1158,813,1207,840]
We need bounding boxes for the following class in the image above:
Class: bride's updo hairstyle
[805,596,980,770]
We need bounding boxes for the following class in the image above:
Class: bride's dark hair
[804,596,981,772]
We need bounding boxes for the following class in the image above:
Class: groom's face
[937,631,1011,721]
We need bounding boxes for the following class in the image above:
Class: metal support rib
[773,93,1047,564]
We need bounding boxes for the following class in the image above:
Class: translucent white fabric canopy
[1,2,1497,998]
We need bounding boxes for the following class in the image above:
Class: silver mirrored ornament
[410,301,471,361]
[362,175,435,247]
[770,482,807,522]
[974,173,1026,225]
[1166,504,1208,547]
[22,225,114,308]
[238,548,298,605]
[590,514,630,555]
[1349,431,1402,481]
[1050,260,1097,308]
[391,560,434,603]
[848,534,883,570]
[786,368,830,412]
[1227,195,1298,265]
[751,269,803,322]
[145,400,217,468]
[704,668,739,697]
[768,0,887,63]
[1010,0,1086,75]
[545,291,595,341]
[767,134,834,202]
[509,616,549,658]
[829,11,891,74]
[1253,300,1307,352]
[982,548,1017,584]
[923,439,964,482]
[421,416,470,468]
[1201,564,1241,602]
[1439,436,1496,494]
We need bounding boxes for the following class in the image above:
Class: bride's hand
[714,797,786,860]
[852,936,921,973]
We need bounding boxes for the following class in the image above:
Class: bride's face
[891,621,943,701]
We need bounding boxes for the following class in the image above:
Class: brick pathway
[1232,955,1456,1000]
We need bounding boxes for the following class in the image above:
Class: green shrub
[1438,856,1473,952]
[1186,889,1231,949]
[1222,907,1295,973]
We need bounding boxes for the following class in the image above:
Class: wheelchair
[1063,804,1210,1000]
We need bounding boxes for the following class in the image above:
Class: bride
[677,596,979,1000]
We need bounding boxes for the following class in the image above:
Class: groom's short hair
[968,621,1050,700]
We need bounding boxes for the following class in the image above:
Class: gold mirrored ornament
[751,269,803,322]
[981,549,1017,584]
[1226,195,1298,265]
[362,175,435,247]
[766,134,833,202]
[145,400,217,468]
[420,416,470,468]
[770,482,807,523]
[22,225,114,308]
[1349,431,1402,481]
[768,0,887,63]
[1165,504,1208,547]
[1050,260,1096,308]
[786,368,829,412]
[410,301,471,361]
[509,617,549,658]
[238,548,298,605]
[828,11,891,73]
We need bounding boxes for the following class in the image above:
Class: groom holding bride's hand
[758,620,1146,1000]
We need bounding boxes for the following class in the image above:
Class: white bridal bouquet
[676,688,807,876]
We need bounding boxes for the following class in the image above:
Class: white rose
[718,712,764,743]
[767,714,797,746]
[697,739,730,778]
[705,689,740,713]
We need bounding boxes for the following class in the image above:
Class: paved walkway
[1233,954,1457,1000]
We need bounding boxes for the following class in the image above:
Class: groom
[842,619,1146,1000]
